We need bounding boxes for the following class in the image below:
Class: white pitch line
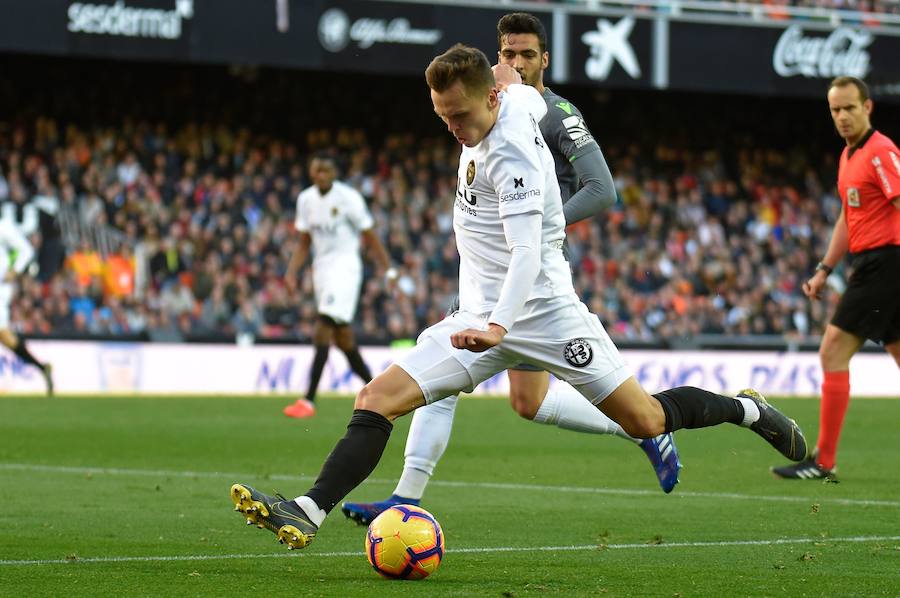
[1,463,898,508]
[2,535,898,567]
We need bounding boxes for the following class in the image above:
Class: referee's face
[431,80,499,147]
[498,33,548,89]
[828,84,872,145]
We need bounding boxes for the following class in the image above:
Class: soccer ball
[365,504,444,580]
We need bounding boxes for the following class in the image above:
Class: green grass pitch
[1,394,898,597]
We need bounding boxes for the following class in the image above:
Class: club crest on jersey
[331,207,339,217]
[466,160,476,185]
[563,338,593,368]
[847,187,860,207]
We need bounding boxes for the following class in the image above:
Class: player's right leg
[234,311,513,550]
[508,368,681,494]
[342,393,460,525]
[236,364,426,548]
[283,315,335,418]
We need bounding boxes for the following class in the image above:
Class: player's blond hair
[425,44,494,96]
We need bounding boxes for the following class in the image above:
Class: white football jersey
[294,180,374,267]
[454,84,574,316]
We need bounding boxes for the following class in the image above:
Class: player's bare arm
[285,231,311,290]
[804,206,849,300]
[361,229,399,290]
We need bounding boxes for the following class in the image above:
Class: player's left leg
[334,324,372,384]
[508,368,681,493]
[591,378,807,461]
[506,296,807,462]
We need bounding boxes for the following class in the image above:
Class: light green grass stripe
[3,462,899,508]
[2,535,898,567]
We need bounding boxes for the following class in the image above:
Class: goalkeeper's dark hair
[829,76,870,103]
[425,44,494,96]
[497,12,547,55]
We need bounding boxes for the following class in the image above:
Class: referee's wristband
[815,262,833,275]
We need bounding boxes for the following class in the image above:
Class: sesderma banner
[1,0,900,100]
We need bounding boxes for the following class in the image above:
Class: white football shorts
[396,293,631,404]
[312,258,362,325]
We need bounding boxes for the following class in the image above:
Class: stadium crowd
[0,59,874,346]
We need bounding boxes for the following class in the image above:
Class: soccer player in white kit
[0,219,53,395]
[231,45,808,550]
[282,155,396,418]
[342,14,680,524]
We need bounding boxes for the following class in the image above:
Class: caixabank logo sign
[67,0,193,40]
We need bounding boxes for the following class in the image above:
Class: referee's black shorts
[831,245,900,344]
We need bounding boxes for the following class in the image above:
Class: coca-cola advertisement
[668,21,900,99]
[772,25,872,79]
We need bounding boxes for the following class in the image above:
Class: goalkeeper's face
[431,80,500,147]
[498,33,548,89]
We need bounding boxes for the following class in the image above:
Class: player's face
[498,33,548,88]
[309,159,337,192]
[827,84,873,144]
[431,80,499,147]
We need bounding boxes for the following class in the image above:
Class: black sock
[306,345,330,402]
[305,409,393,513]
[13,339,42,369]
[653,386,743,432]
[342,347,372,383]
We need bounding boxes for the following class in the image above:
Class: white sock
[533,385,636,442]
[392,394,460,500]
[293,495,327,527]
[736,396,761,427]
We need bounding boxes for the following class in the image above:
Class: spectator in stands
[66,239,103,289]
[102,245,136,299]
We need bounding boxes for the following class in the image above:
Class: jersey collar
[848,128,875,159]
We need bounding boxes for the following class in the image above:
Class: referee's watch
[815,261,833,275]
